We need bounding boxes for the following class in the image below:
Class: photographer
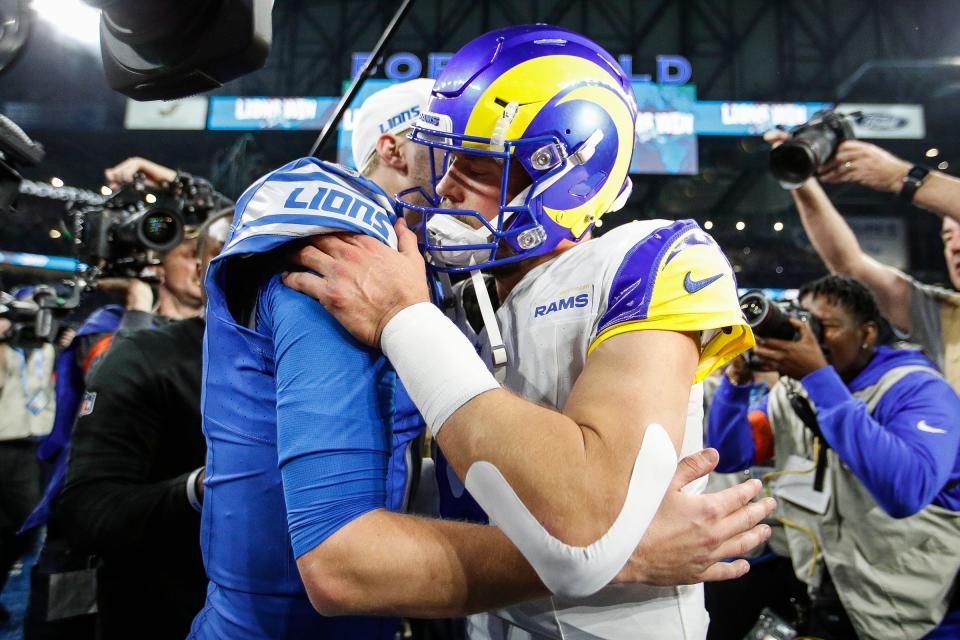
[28,155,226,500]
[707,275,960,639]
[49,210,231,640]
[766,129,960,392]
[21,158,231,639]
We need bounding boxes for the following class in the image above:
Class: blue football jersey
[191,158,422,639]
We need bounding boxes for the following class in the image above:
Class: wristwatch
[899,165,930,203]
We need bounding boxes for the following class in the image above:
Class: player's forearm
[437,332,695,547]
[792,179,868,275]
[297,509,545,618]
[382,304,693,566]
[438,389,616,544]
[380,303,645,545]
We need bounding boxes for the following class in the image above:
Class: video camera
[0,285,77,348]
[87,0,272,101]
[740,290,821,341]
[769,109,859,188]
[70,172,223,278]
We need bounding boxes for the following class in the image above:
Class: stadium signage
[351,52,693,85]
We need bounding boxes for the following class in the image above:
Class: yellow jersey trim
[587,311,756,383]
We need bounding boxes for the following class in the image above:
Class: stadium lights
[774,221,784,231]
[49,229,61,239]
[926,148,940,158]
[939,161,949,171]
[704,220,714,230]
[735,221,746,231]
[145,193,157,204]
[30,0,101,48]
[100,186,112,196]
[50,177,63,187]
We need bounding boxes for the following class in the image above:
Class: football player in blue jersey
[190,82,435,639]
[283,26,777,639]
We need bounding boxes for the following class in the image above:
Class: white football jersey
[441,219,752,640]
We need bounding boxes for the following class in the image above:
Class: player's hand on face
[752,318,828,380]
[818,140,911,193]
[283,219,430,347]
[614,448,775,586]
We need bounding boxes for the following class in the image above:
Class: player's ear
[375,133,407,172]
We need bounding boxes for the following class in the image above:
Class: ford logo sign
[858,113,908,131]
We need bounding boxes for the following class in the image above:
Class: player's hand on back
[283,219,430,347]
[614,447,775,586]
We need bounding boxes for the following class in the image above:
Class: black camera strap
[789,389,960,497]
[789,392,829,493]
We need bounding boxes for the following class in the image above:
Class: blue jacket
[708,345,960,518]
[190,158,423,640]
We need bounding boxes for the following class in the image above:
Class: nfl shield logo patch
[78,391,97,417]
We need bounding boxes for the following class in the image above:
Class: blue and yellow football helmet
[397,24,639,272]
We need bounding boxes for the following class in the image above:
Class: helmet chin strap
[427,252,506,382]
[464,180,538,382]
[469,264,507,382]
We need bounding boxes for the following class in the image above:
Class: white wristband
[186,467,204,512]
[381,302,500,436]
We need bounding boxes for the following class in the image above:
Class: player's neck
[493,245,572,300]
[368,166,402,201]
[493,233,590,298]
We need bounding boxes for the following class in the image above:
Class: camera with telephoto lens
[740,290,821,342]
[71,172,220,278]
[769,109,859,188]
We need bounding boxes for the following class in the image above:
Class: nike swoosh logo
[684,272,723,294]
[917,420,948,434]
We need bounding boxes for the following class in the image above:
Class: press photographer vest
[768,365,960,639]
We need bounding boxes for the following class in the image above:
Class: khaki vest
[0,344,55,441]
[940,296,960,393]
[767,366,960,640]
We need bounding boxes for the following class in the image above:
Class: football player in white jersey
[285,25,773,639]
